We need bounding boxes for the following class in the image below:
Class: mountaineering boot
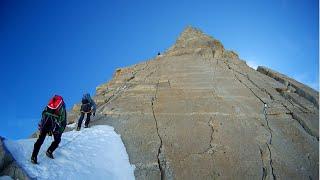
[46,150,54,159]
[31,156,38,164]
[76,126,81,131]
[84,125,89,128]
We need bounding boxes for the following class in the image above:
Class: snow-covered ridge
[4,125,135,180]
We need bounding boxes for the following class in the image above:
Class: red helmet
[47,95,64,109]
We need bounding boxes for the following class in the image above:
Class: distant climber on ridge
[77,93,96,131]
[31,95,67,164]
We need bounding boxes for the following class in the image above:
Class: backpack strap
[44,105,65,124]
[44,112,59,118]
[58,105,66,124]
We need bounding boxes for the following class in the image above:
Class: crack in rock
[266,144,276,180]
[234,64,319,140]
[151,80,165,180]
[259,146,268,180]
[207,117,215,153]
[235,64,318,140]
[201,117,215,154]
[263,104,273,145]
[193,117,216,155]
[259,144,276,180]
[223,60,276,179]
[247,72,316,140]
[281,103,319,140]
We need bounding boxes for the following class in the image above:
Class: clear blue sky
[1,0,318,139]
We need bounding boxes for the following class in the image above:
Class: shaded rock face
[68,27,318,179]
[257,66,319,139]
[0,137,30,179]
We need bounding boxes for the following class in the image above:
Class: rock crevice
[151,81,165,180]
[223,60,276,179]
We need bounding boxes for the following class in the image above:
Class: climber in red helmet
[31,95,67,164]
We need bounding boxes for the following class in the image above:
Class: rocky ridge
[79,27,317,180]
[69,27,318,180]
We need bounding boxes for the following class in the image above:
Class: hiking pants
[77,112,91,128]
[32,118,62,158]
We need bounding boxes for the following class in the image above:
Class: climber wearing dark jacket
[77,93,96,130]
[31,95,67,164]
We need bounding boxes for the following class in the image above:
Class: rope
[58,113,107,149]
[58,130,83,149]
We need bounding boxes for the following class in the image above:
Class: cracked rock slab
[66,27,319,180]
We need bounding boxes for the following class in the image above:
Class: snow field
[5,125,135,180]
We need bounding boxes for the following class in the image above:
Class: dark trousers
[77,112,91,128]
[32,119,62,158]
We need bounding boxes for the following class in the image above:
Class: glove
[93,112,95,117]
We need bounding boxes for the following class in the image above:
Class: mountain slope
[67,27,317,179]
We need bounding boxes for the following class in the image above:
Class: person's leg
[77,112,85,129]
[46,132,62,159]
[84,113,91,127]
[31,129,47,159]
[47,132,62,153]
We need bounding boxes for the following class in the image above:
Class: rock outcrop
[68,27,319,180]
[0,137,30,179]
[257,66,319,139]
[69,27,318,180]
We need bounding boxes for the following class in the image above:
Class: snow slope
[4,125,135,180]
[0,176,13,180]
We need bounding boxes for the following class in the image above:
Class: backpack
[81,97,92,113]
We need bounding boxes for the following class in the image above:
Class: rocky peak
[175,26,215,45]
[165,26,239,60]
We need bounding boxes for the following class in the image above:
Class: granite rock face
[70,27,320,179]
[257,66,319,139]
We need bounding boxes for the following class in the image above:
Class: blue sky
[0,0,318,139]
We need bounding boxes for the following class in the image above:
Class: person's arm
[90,98,97,113]
[62,104,67,128]
[60,104,67,133]
[38,108,46,131]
